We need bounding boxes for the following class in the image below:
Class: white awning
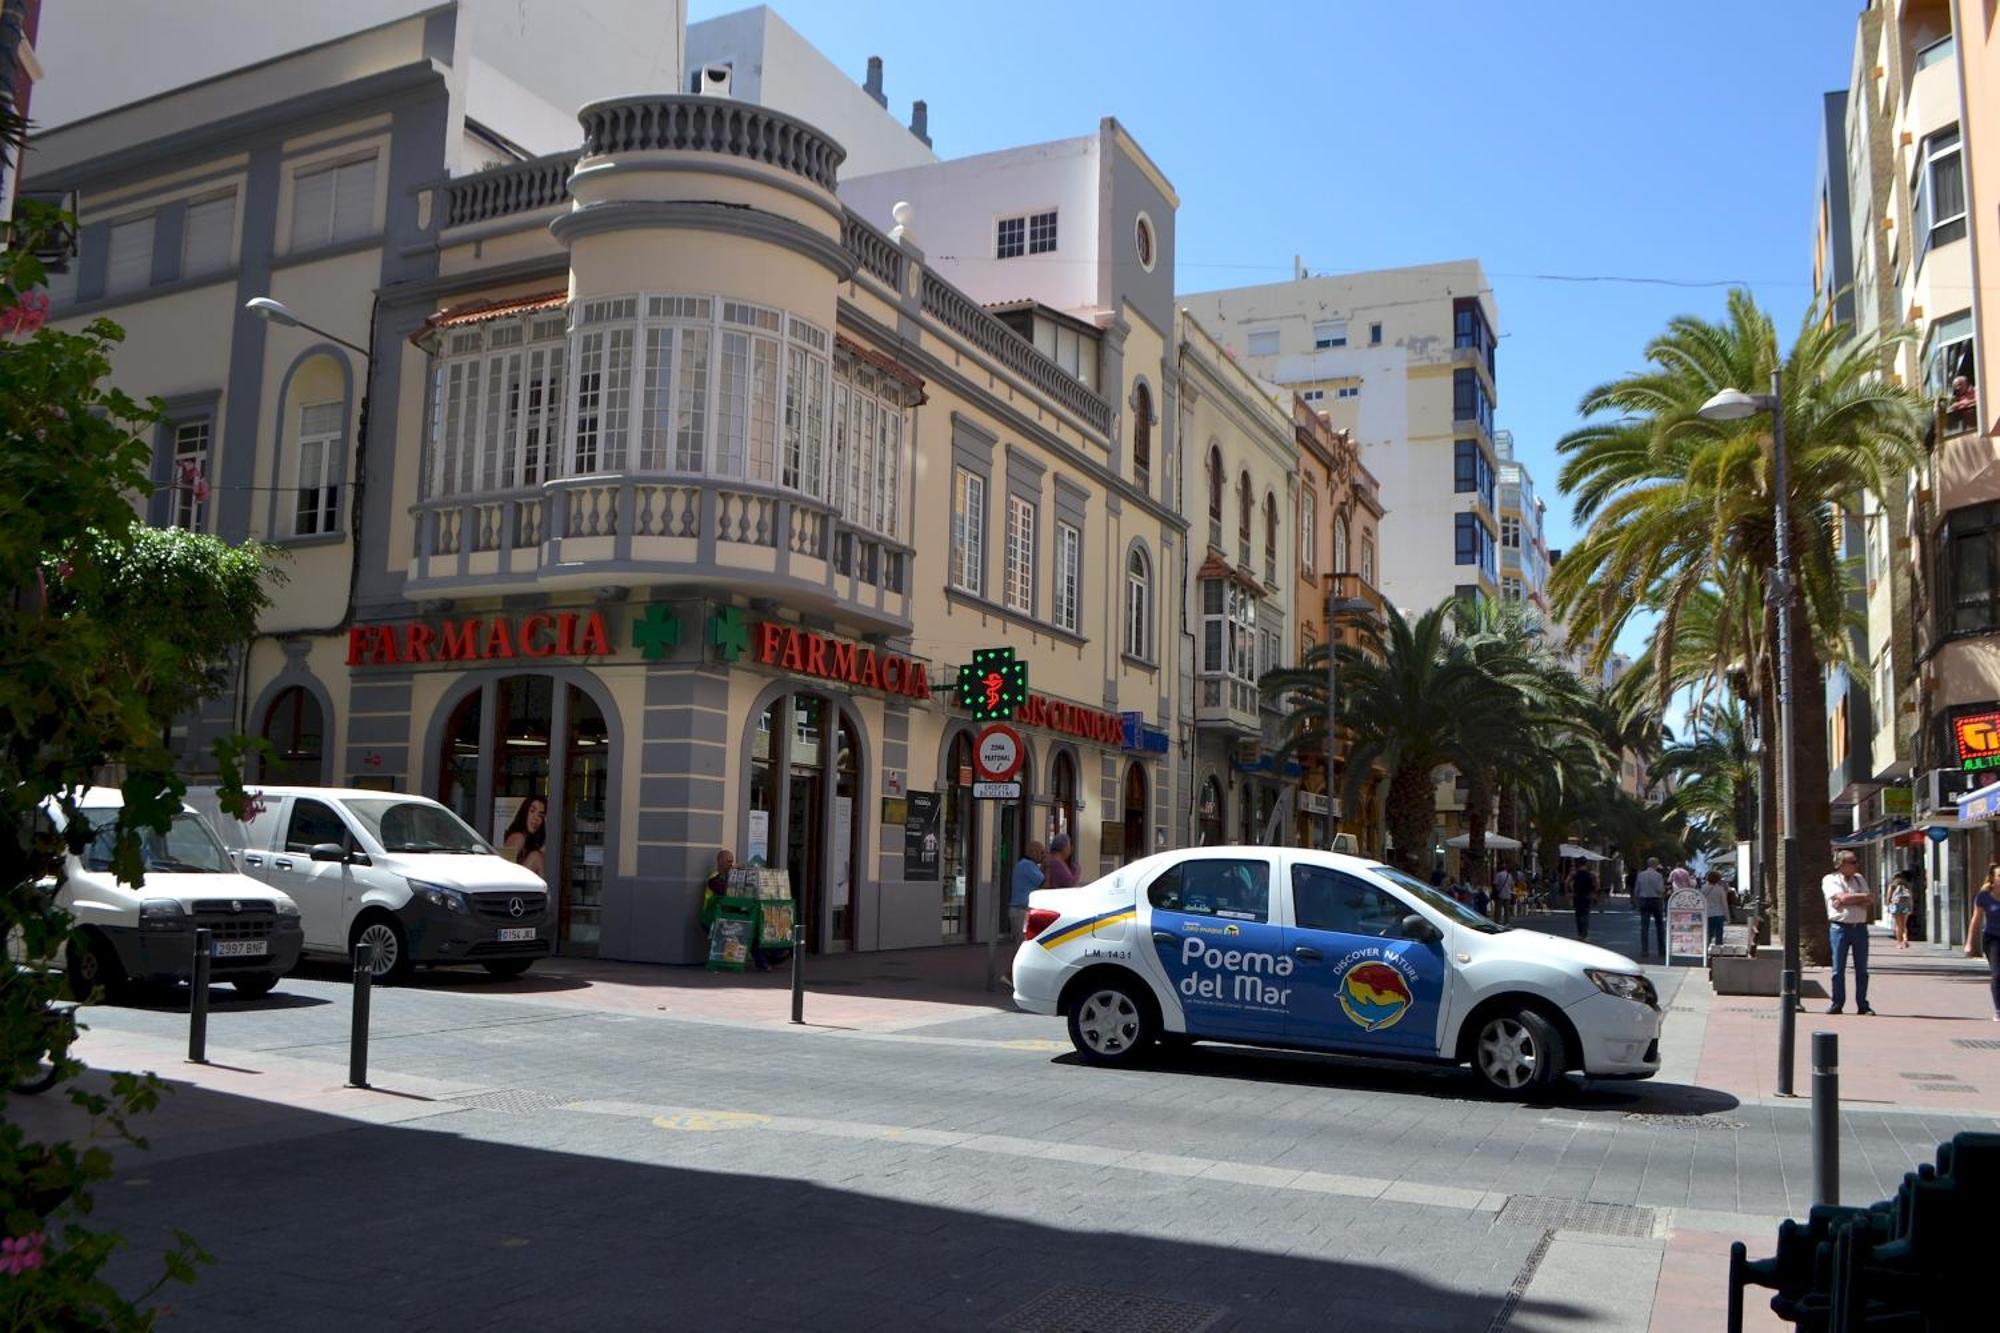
[1559,843,1610,862]
[1445,832,1521,850]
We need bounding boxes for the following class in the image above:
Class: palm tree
[1658,699,1758,846]
[1550,290,1923,962]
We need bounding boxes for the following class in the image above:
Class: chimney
[910,99,931,146]
[864,55,886,107]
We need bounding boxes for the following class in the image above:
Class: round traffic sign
[974,724,1024,782]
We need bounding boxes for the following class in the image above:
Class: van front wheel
[351,917,412,985]
[65,931,127,1004]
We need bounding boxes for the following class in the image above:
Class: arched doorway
[1121,763,1148,863]
[746,690,864,953]
[941,731,976,942]
[1050,749,1078,872]
[1198,775,1224,847]
[435,673,613,955]
[260,686,325,784]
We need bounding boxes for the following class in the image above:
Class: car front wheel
[231,973,281,999]
[1066,980,1153,1066]
[1472,1007,1567,1099]
[351,917,412,985]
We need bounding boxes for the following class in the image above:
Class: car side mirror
[310,843,350,864]
[1402,913,1440,944]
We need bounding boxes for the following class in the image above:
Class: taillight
[1022,907,1060,941]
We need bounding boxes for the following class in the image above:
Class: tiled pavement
[16,902,1993,1330]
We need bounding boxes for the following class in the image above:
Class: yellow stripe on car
[1038,909,1136,950]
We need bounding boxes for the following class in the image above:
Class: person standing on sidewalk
[1008,841,1047,938]
[1492,865,1513,924]
[1822,849,1876,1015]
[1634,857,1666,957]
[1888,870,1915,950]
[1569,864,1596,941]
[1044,833,1078,889]
[1971,874,2000,1020]
[1702,869,1729,950]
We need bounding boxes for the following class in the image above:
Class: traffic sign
[973,781,1022,800]
[974,723,1025,782]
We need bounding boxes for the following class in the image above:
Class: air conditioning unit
[1914,767,1971,815]
[695,63,733,97]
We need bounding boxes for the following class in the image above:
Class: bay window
[1937,502,2000,638]
[1200,578,1259,683]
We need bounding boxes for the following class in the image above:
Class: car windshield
[345,799,491,855]
[1370,865,1505,934]
[82,811,234,876]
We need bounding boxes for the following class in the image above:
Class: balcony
[442,151,577,230]
[1197,675,1261,735]
[407,478,913,632]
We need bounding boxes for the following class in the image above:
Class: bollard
[1811,1030,1839,1207]
[1776,969,1798,1098]
[788,921,805,1025]
[347,941,373,1089]
[187,928,213,1064]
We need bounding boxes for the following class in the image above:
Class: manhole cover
[1497,1195,1656,1238]
[995,1285,1226,1333]
[1913,1083,1978,1094]
[1953,1038,2000,1051]
[446,1089,576,1114]
[1621,1112,1744,1131]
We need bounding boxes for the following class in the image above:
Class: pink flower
[0,1231,46,1276]
[0,289,50,337]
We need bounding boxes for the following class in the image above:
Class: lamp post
[246,296,370,358]
[1323,579,1378,853]
[1700,369,1800,1096]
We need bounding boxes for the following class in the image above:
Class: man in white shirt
[1822,849,1876,1015]
[1633,857,1666,957]
[1492,866,1514,924]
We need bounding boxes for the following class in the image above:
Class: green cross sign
[631,604,682,661]
[711,605,751,662]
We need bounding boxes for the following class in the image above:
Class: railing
[920,270,1114,434]
[842,211,905,290]
[442,151,578,229]
[578,96,845,192]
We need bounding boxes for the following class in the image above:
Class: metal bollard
[347,941,373,1089]
[187,928,213,1064]
[1811,1030,1839,1207]
[1776,969,1798,1098]
[788,922,805,1025]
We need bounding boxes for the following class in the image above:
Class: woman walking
[1888,870,1915,950]
[1974,868,2000,1021]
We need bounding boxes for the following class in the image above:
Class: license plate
[213,939,268,958]
[496,927,537,943]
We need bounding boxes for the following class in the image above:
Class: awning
[1559,843,1609,862]
[1833,817,1911,847]
[1957,779,2000,822]
[1444,832,1521,850]
[410,289,568,346]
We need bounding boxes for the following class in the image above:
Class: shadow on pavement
[288,957,594,995]
[106,987,333,1014]
[69,1080,1590,1331]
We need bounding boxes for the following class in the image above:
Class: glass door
[941,733,974,942]
[563,687,607,954]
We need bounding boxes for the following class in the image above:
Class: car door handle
[273,858,292,871]
[1292,945,1323,960]
[243,854,263,867]
[1151,931,1179,945]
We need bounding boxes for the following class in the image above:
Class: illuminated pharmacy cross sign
[632,604,682,661]
[956,647,1027,723]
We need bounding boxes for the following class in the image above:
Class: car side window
[1153,858,1270,923]
[1293,865,1407,937]
[284,799,351,854]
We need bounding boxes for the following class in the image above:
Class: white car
[189,787,551,983]
[1012,846,1662,1098]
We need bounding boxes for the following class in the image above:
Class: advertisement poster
[904,792,941,881]
[748,809,769,866]
[493,795,523,840]
[831,796,852,909]
[1666,886,1708,965]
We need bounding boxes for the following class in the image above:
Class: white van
[32,788,304,1000]
[190,787,552,983]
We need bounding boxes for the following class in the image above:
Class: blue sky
[697,0,1857,592]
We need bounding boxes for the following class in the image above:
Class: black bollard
[348,941,373,1089]
[789,922,805,1025]
[1776,968,1798,1098]
[187,928,213,1064]
[1811,1030,1839,1207]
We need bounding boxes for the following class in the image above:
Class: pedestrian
[1633,857,1666,957]
[1570,864,1596,941]
[1493,865,1514,924]
[1702,869,1729,951]
[1008,840,1046,938]
[1968,865,2000,959]
[1043,832,1078,889]
[1513,871,1529,918]
[1971,872,2000,1021]
[1887,869,1915,950]
[1822,848,1876,1016]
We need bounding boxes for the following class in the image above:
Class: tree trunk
[1386,763,1436,877]
[1786,598,1834,966]
[1464,766,1493,880]
[1497,777,1519,845]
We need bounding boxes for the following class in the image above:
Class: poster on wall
[904,792,941,881]
[1666,886,1708,965]
[493,795,523,841]
[831,795,852,909]
[748,809,769,866]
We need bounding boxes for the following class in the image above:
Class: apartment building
[25,6,1178,965]
[1494,430,1551,616]
[1179,260,1501,618]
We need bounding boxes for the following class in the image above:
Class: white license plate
[495,927,537,943]
[213,939,268,958]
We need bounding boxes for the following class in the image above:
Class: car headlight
[1586,969,1657,1007]
[139,898,189,930]
[272,898,301,918]
[408,878,469,914]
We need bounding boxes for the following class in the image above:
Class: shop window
[1122,763,1149,864]
[260,686,325,784]
[1051,751,1078,858]
[941,731,976,941]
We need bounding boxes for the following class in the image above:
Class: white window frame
[952,468,986,596]
[1054,521,1081,634]
[169,418,209,531]
[1027,209,1058,255]
[1300,488,1317,575]
[1313,319,1347,349]
[293,400,343,537]
[1125,547,1152,661]
[996,215,1025,259]
[1004,493,1036,614]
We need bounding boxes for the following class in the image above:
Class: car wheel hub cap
[361,926,398,973]
[1078,991,1138,1054]
[1479,1019,1537,1090]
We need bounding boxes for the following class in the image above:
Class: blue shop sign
[1119,712,1170,754]
[1956,780,2000,822]
[1229,754,1305,780]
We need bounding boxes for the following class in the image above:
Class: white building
[1494,430,1551,617]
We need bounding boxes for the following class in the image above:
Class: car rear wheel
[1472,1007,1567,1099]
[351,917,412,985]
[481,959,534,979]
[1066,980,1153,1066]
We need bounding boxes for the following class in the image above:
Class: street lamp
[1323,580,1379,853]
[245,296,371,358]
[1699,368,1800,1097]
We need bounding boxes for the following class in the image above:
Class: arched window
[1334,514,1350,574]
[1361,536,1376,586]
[260,686,324,784]
[1264,491,1278,580]
[1124,545,1151,660]
[1132,382,1152,494]
[1237,473,1253,566]
[1206,446,1224,521]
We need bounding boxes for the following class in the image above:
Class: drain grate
[995,1285,1225,1333]
[1898,1072,1959,1082]
[445,1089,576,1114]
[1497,1195,1656,1238]
[1621,1112,1745,1132]
[1913,1083,1979,1094]
[1953,1038,2000,1051]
